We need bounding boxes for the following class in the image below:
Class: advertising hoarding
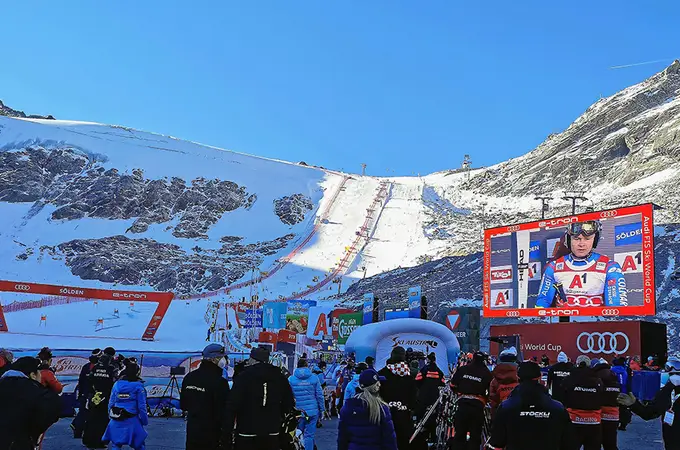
[483,204,655,318]
[337,312,362,345]
[263,302,287,329]
[285,300,316,333]
[363,293,374,325]
[408,286,422,318]
[307,305,334,340]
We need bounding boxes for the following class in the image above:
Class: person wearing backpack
[102,362,148,450]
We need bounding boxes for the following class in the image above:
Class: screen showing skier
[483,203,655,318]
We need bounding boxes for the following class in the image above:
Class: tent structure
[344,318,460,375]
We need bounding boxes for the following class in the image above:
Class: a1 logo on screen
[490,289,514,308]
[614,251,643,274]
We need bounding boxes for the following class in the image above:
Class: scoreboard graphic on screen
[483,204,655,318]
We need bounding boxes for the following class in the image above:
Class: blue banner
[263,302,287,329]
[384,309,409,320]
[615,222,643,246]
[529,240,541,260]
[408,286,422,318]
[245,309,263,328]
[363,293,374,325]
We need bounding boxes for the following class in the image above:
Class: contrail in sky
[609,59,672,70]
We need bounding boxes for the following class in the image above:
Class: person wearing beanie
[180,344,231,450]
[561,355,604,449]
[82,351,117,449]
[488,362,571,450]
[0,356,61,450]
[449,351,493,450]
[345,362,369,402]
[37,347,63,394]
[592,358,621,450]
[547,351,573,405]
[289,358,326,450]
[415,351,446,445]
[379,347,417,450]
[71,349,102,438]
[102,363,148,450]
[490,347,519,416]
[0,348,14,376]
[224,346,295,450]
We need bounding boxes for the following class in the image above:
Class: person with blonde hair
[338,369,398,450]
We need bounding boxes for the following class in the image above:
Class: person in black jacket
[415,351,445,445]
[561,355,603,450]
[547,351,573,404]
[180,344,231,450]
[618,357,680,450]
[592,358,621,450]
[72,349,102,438]
[0,357,61,450]
[83,352,117,449]
[379,346,417,450]
[449,351,493,450]
[224,346,295,450]
[489,362,571,450]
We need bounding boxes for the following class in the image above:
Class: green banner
[337,312,362,344]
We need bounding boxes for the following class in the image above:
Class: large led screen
[483,204,655,318]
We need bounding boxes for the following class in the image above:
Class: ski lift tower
[462,155,472,180]
[534,195,551,219]
[562,191,588,214]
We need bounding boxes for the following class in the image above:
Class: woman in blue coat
[338,369,398,450]
[289,358,325,450]
[102,362,149,450]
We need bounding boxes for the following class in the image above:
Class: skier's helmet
[665,357,680,374]
[565,220,602,249]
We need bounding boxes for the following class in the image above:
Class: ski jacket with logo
[88,361,116,407]
[102,378,148,449]
[535,253,626,308]
[561,366,603,425]
[610,364,630,394]
[338,397,398,450]
[224,362,295,439]
[488,381,571,450]
[450,361,493,405]
[593,362,621,421]
[416,362,446,409]
[490,363,519,414]
[547,362,574,404]
[180,361,231,450]
[631,382,680,449]
[289,367,325,417]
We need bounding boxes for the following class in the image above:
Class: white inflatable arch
[345,318,460,375]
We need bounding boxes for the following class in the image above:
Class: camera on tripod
[170,366,186,376]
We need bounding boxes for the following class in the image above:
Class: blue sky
[2,1,678,176]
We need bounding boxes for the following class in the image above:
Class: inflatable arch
[345,318,460,375]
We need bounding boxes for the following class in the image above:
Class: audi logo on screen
[600,210,618,219]
[505,311,520,317]
[576,332,630,355]
[600,309,620,316]
[14,284,31,291]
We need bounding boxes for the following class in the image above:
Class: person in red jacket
[489,347,519,416]
[37,347,63,394]
[592,358,621,450]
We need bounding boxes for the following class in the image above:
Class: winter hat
[391,346,407,363]
[473,351,487,364]
[359,369,386,389]
[103,347,116,357]
[576,355,591,368]
[202,344,226,359]
[500,347,518,363]
[427,352,437,362]
[11,357,41,377]
[250,346,270,363]
[37,347,53,361]
[590,359,600,368]
[557,352,568,363]
[123,362,141,380]
[518,362,542,381]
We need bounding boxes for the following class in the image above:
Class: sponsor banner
[285,300,316,334]
[258,331,278,349]
[278,329,297,344]
[614,251,643,274]
[408,286,422,318]
[307,305,334,340]
[331,308,355,338]
[489,320,666,363]
[490,288,514,309]
[514,230,531,309]
[376,332,448,374]
[438,307,480,354]
[384,309,409,320]
[363,293,374,325]
[337,312,362,345]
[529,240,541,260]
[615,222,643,246]
[245,309,263,328]
[490,265,513,284]
[263,302,287,329]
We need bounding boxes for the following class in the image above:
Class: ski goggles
[566,221,600,237]
[665,358,680,374]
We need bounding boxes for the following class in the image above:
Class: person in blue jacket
[102,362,149,450]
[338,368,398,450]
[344,362,369,402]
[611,356,632,430]
[289,358,325,450]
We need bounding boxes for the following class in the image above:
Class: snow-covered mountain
[2,61,680,351]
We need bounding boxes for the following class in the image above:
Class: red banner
[278,329,297,344]
[0,280,174,341]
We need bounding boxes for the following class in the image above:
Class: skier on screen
[535,220,627,308]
